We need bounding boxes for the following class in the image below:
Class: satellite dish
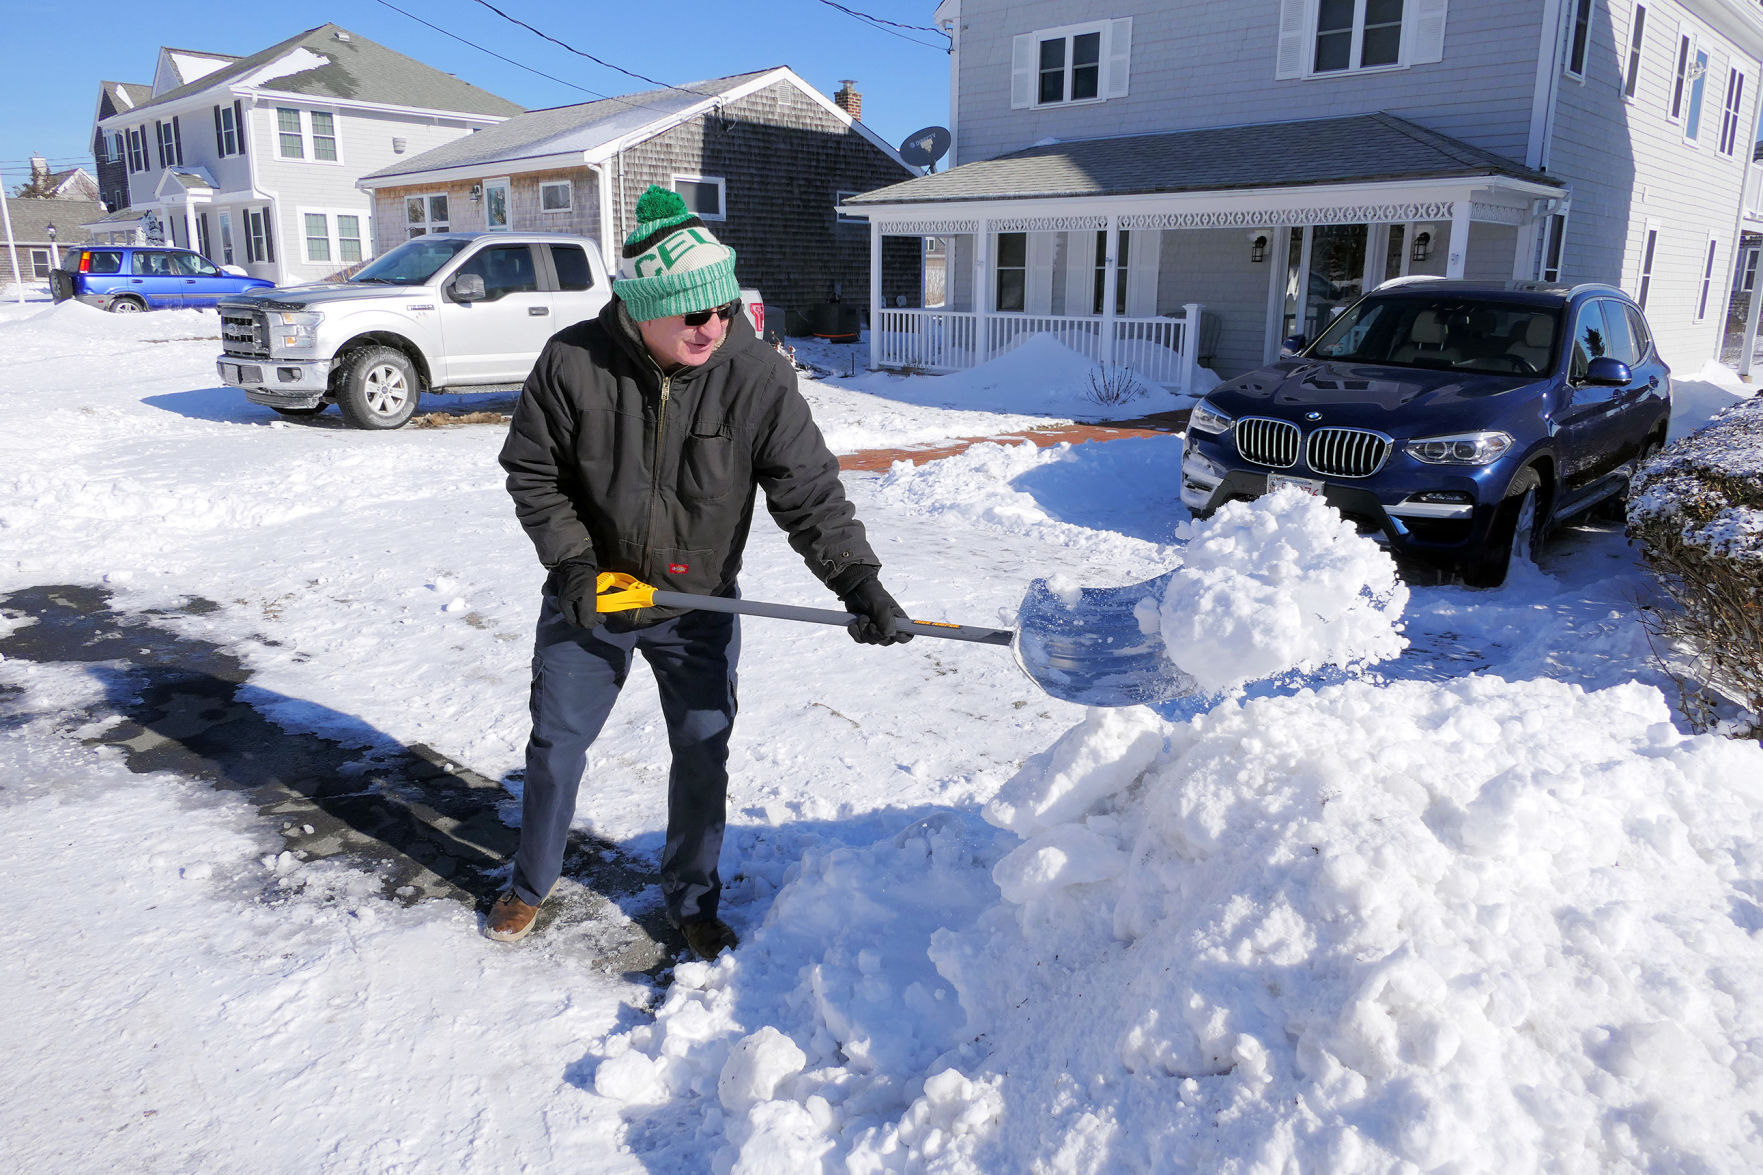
[898,125,952,173]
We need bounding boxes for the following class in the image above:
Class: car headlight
[1188,398,1233,435]
[1405,431,1515,465]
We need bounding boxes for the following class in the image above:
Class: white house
[845,0,1763,386]
[91,24,520,285]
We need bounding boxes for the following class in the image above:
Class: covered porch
[843,114,1566,392]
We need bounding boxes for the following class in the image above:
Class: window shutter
[263,210,275,264]
[1011,33,1036,109]
[1126,229,1161,316]
[235,101,247,157]
[172,116,183,165]
[1105,18,1133,98]
[1410,0,1448,65]
[1276,0,1309,79]
[1065,229,1097,315]
[155,120,166,168]
[1026,232,1056,315]
[214,105,225,154]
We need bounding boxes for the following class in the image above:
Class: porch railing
[873,304,1202,391]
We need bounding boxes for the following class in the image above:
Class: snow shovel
[594,572,1196,708]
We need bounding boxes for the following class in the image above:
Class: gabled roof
[359,66,908,185]
[99,81,154,113]
[156,46,241,93]
[1,198,105,244]
[113,24,520,119]
[845,112,1559,207]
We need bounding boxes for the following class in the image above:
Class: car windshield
[348,238,470,286]
[1308,295,1563,377]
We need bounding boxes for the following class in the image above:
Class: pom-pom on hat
[613,185,740,323]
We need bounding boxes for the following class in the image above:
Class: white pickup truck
[215,232,764,430]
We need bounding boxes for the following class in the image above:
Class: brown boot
[485,890,544,943]
[678,917,739,960]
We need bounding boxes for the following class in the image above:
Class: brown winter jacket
[498,297,879,625]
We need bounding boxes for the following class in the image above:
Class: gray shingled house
[1,198,101,287]
[357,68,918,331]
[846,0,1763,386]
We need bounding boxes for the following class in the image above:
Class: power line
[809,0,951,49]
[463,0,705,95]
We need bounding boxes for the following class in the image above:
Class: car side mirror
[450,273,486,303]
[1583,356,1632,386]
[1280,333,1307,356]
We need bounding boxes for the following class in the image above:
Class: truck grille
[1305,427,1393,479]
[220,310,268,358]
[1234,417,1300,468]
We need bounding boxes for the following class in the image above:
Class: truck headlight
[1405,431,1514,465]
[273,310,323,350]
[1188,398,1234,435]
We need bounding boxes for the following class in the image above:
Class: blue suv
[50,246,273,312]
[1180,280,1671,585]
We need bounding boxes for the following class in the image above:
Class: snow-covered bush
[1084,361,1148,406]
[1627,397,1763,738]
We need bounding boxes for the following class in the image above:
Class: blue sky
[1,1,952,194]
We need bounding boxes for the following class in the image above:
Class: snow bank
[1151,486,1408,696]
[0,298,217,349]
[589,676,1763,1173]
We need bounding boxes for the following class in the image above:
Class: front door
[435,243,554,384]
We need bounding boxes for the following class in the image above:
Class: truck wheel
[337,346,420,430]
[1464,467,1542,588]
[108,296,145,314]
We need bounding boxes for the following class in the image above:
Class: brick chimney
[833,80,861,121]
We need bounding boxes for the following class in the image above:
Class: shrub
[1085,362,1148,407]
[1626,398,1763,738]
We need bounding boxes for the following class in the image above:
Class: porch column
[975,219,991,363]
[1182,302,1202,392]
[1100,216,1121,366]
[184,203,198,256]
[868,219,882,372]
[1741,263,1763,379]
[1446,200,1470,279]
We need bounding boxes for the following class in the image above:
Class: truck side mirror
[450,272,486,303]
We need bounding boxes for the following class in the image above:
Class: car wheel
[1464,466,1543,588]
[336,346,421,430]
[107,296,145,314]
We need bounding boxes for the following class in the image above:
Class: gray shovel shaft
[646,589,1014,645]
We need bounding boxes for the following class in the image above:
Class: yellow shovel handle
[594,571,656,612]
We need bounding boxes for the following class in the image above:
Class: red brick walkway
[837,408,1190,472]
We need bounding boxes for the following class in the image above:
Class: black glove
[837,573,914,646]
[547,556,602,630]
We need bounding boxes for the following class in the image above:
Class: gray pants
[510,594,739,923]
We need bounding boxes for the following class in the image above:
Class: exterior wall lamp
[1250,231,1269,263]
[1412,230,1432,262]
[469,183,483,203]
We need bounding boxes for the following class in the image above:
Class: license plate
[1267,473,1324,497]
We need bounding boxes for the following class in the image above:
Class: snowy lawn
[2,301,1761,1172]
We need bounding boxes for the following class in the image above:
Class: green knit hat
[613,185,740,322]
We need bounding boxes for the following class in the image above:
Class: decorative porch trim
[1469,200,1528,226]
[875,218,980,235]
[988,214,1110,232]
[1121,201,1458,230]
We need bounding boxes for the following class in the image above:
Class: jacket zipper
[642,371,671,576]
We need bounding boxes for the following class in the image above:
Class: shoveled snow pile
[589,676,1763,1174]
[1150,485,1409,697]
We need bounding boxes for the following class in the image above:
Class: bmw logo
[1304,411,1322,421]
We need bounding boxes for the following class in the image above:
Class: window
[540,181,572,213]
[277,108,303,158]
[1625,304,1653,358]
[110,133,124,164]
[672,175,725,221]
[337,215,362,265]
[214,104,239,156]
[83,250,123,274]
[1685,46,1710,140]
[1598,298,1641,365]
[155,118,182,168]
[1013,19,1130,107]
[171,251,221,277]
[218,211,234,266]
[127,127,147,172]
[1316,0,1403,73]
[31,250,50,279]
[1540,214,1567,282]
[1718,67,1746,156]
[305,213,331,263]
[1696,238,1718,321]
[549,243,595,291]
[1091,230,1130,314]
[311,111,337,161]
[245,207,275,265]
[996,232,1026,311]
[1636,225,1658,309]
[1742,247,1759,293]
[450,244,539,301]
[1566,0,1594,78]
[484,178,511,231]
[1624,4,1647,98]
[406,194,449,237]
[1570,300,1610,381]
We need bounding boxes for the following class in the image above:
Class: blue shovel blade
[1012,571,1200,707]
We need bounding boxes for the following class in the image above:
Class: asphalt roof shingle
[846,112,1557,206]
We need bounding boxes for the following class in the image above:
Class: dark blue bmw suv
[1180,280,1671,585]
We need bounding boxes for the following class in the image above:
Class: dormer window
[1012,19,1131,109]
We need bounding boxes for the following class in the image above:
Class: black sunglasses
[682,300,740,327]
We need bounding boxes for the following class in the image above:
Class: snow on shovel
[593,572,1193,708]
